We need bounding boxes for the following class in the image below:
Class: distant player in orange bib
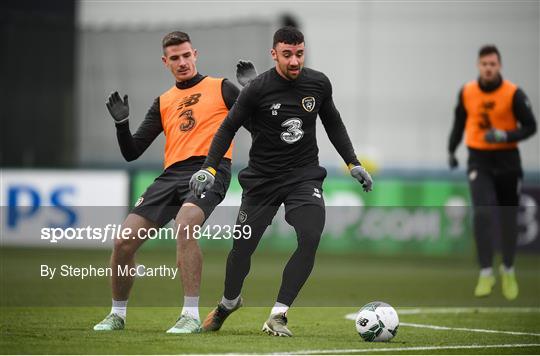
[448,45,536,301]
[93,31,257,333]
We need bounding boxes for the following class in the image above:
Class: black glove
[236,60,258,87]
[448,153,458,170]
[485,129,508,143]
[189,169,216,198]
[106,91,129,124]
[350,165,373,192]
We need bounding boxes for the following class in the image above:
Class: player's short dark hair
[273,26,304,48]
[478,44,501,62]
[162,31,191,51]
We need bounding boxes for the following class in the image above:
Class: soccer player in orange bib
[93,31,256,333]
[448,45,536,300]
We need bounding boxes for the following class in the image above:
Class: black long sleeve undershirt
[507,89,537,142]
[448,84,537,154]
[221,79,240,109]
[115,97,162,162]
[448,89,466,154]
[114,75,239,162]
[319,95,361,167]
[203,100,249,170]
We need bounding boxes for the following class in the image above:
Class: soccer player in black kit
[190,27,373,336]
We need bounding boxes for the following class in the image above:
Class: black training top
[114,73,240,162]
[203,67,360,175]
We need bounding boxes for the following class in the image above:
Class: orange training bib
[463,79,518,150]
[159,77,233,168]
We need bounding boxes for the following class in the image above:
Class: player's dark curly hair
[273,26,304,48]
[479,44,501,62]
[162,31,191,53]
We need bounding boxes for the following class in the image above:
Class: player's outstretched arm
[189,111,242,197]
[106,92,163,162]
[190,97,253,197]
[236,60,258,87]
[448,88,466,169]
[319,91,372,192]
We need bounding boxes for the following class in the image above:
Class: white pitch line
[396,307,540,315]
[268,343,540,355]
[344,308,540,337]
[400,322,540,337]
[346,307,540,319]
[345,307,540,321]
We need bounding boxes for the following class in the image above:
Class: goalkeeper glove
[236,60,258,87]
[485,129,508,143]
[350,165,373,192]
[106,91,129,124]
[189,168,216,198]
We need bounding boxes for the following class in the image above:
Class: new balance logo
[270,103,281,116]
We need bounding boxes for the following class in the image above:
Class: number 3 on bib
[280,118,304,144]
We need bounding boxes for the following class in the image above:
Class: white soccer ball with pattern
[355,301,399,342]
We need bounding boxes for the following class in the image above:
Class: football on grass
[355,301,399,342]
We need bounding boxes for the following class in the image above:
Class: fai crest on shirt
[302,97,316,112]
[239,210,248,223]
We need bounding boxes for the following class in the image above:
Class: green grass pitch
[1,247,539,354]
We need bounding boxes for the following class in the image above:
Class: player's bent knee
[298,233,321,255]
[176,227,201,245]
[298,223,324,239]
[113,237,139,258]
[177,203,206,222]
[175,221,203,242]
[229,246,255,263]
[286,205,324,253]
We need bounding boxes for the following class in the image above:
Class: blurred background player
[190,26,373,336]
[93,31,256,333]
[448,45,537,300]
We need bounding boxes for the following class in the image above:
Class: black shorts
[467,147,523,176]
[131,157,231,227]
[236,165,327,227]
